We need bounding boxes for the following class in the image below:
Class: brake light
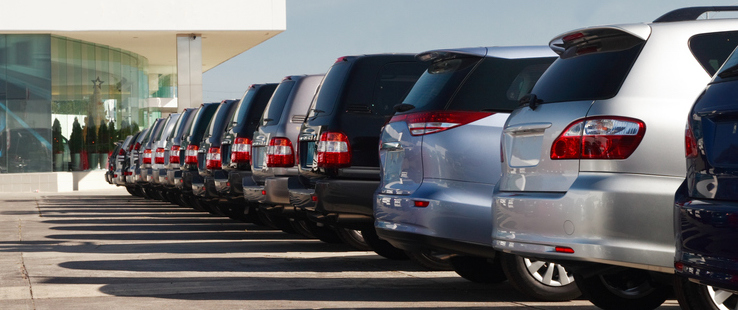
[551,117,645,160]
[389,111,492,136]
[133,142,141,151]
[231,137,252,163]
[185,145,199,164]
[119,148,125,156]
[317,132,350,168]
[142,149,152,165]
[206,147,221,169]
[685,123,698,158]
[169,145,181,164]
[266,137,294,167]
[154,148,165,164]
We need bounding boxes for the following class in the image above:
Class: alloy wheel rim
[707,285,738,310]
[523,257,575,287]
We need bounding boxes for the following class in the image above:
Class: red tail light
[206,147,221,169]
[169,145,181,164]
[266,137,294,167]
[317,132,350,168]
[154,148,165,164]
[685,123,698,158]
[133,142,141,151]
[389,111,492,136]
[185,145,199,164]
[551,117,645,160]
[118,148,126,156]
[142,149,152,165]
[231,137,252,163]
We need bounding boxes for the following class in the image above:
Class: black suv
[178,102,220,209]
[214,83,277,220]
[288,54,427,257]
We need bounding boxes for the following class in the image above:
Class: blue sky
[202,0,738,102]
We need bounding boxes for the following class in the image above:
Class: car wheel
[675,275,738,310]
[405,250,454,271]
[450,255,507,284]
[302,222,343,244]
[574,269,670,310]
[335,228,372,251]
[499,253,581,301]
[289,219,317,238]
[360,228,409,260]
[257,211,297,234]
[125,186,139,196]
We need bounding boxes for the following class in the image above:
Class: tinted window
[366,62,426,116]
[261,80,295,126]
[532,36,644,103]
[231,88,258,125]
[207,101,237,136]
[403,56,554,113]
[690,31,738,76]
[308,62,352,117]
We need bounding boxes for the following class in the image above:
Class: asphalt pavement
[0,188,681,309]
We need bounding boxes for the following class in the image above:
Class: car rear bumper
[375,179,496,250]
[288,182,315,211]
[675,182,738,291]
[305,179,378,229]
[243,176,265,203]
[492,172,682,273]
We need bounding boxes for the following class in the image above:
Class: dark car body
[216,83,277,206]
[158,108,197,199]
[288,54,426,230]
[192,99,239,201]
[178,102,219,201]
[676,46,738,294]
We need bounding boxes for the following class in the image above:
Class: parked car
[148,113,181,199]
[114,132,141,191]
[109,135,131,185]
[125,125,152,196]
[243,75,325,235]
[216,83,278,221]
[674,44,738,309]
[178,102,220,210]
[491,7,738,310]
[135,118,166,198]
[373,46,575,300]
[105,140,122,184]
[192,99,239,211]
[288,54,427,256]
[159,108,198,204]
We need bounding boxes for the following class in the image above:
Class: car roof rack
[654,6,738,23]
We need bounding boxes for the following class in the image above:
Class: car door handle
[380,142,401,151]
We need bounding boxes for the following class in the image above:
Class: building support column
[176,34,202,109]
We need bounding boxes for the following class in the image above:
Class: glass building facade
[0,34,175,173]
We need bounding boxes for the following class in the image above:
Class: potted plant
[69,117,83,171]
[52,118,64,171]
[85,120,97,169]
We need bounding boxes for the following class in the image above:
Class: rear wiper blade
[718,64,738,78]
[393,103,415,113]
[519,93,543,110]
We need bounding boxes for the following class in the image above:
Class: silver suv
[492,7,738,310]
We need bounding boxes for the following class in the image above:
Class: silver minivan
[492,7,738,310]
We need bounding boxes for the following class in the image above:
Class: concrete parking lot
[0,188,681,309]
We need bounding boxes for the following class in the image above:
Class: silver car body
[244,74,323,204]
[375,46,556,252]
[492,19,738,273]
[150,113,180,184]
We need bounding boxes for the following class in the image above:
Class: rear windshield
[261,80,296,126]
[207,101,236,136]
[308,62,351,118]
[402,56,554,113]
[694,31,738,83]
[532,33,644,104]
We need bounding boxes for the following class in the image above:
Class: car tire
[574,269,670,310]
[405,250,454,271]
[257,211,297,234]
[289,219,317,238]
[302,222,344,244]
[499,253,581,301]
[125,186,139,196]
[674,275,738,310]
[450,255,507,284]
[360,228,409,260]
[335,228,372,251]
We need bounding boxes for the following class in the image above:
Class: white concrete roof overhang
[0,0,286,72]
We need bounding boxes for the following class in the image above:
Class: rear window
[348,61,425,116]
[207,101,236,136]
[402,56,554,113]
[261,80,296,126]
[308,61,352,118]
[690,31,738,77]
[532,31,644,104]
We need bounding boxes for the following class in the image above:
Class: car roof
[417,46,555,62]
